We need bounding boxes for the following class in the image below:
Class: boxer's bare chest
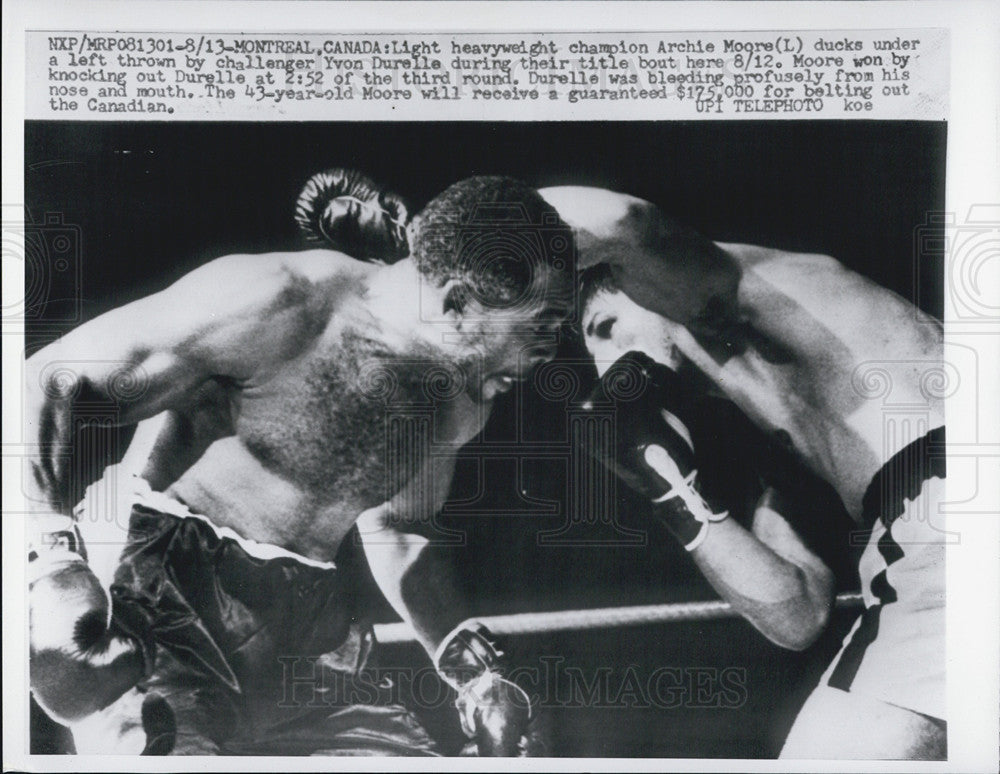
[167,325,478,559]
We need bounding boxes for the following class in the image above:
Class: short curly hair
[410,176,574,310]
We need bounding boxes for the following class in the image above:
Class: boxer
[575,265,835,652]
[27,172,574,755]
[541,187,946,760]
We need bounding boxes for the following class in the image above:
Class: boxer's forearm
[25,351,80,513]
[689,516,833,650]
[24,327,193,512]
[26,350,147,722]
[24,251,335,512]
[399,543,477,656]
[357,507,473,658]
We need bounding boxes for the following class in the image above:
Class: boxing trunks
[823,426,947,722]
[70,472,439,755]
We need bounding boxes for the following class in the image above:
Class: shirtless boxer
[541,187,946,760]
[575,265,835,652]
[27,172,574,756]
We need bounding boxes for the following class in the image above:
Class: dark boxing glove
[579,351,728,551]
[295,168,410,262]
[435,622,539,756]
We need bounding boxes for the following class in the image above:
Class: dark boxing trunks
[80,480,439,755]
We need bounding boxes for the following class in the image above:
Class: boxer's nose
[611,322,640,352]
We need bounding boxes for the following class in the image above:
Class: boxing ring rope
[374,591,865,643]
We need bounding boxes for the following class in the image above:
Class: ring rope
[374,592,864,644]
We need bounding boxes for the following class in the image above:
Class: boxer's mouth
[482,373,520,399]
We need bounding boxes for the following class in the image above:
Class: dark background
[25,119,945,756]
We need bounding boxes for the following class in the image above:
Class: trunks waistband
[75,467,337,571]
[861,425,946,528]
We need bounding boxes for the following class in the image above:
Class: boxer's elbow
[776,611,827,652]
[764,608,824,652]
[804,562,835,639]
[601,198,666,259]
[538,186,651,236]
[775,566,834,651]
[27,368,80,510]
[625,199,665,243]
[32,649,104,723]
[357,507,429,597]
[776,629,819,652]
[358,508,426,560]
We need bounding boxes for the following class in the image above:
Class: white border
[3,2,998,772]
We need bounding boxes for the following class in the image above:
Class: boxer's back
[678,244,943,519]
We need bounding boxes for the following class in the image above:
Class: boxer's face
[583,288,683,377]
[462,265,575,402]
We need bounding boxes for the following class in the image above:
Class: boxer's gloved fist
[579,351,728,551]
[435,623,538,756]
[295,168,410,262]
[29,512,147,723]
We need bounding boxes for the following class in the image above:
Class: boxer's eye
[592,316,615,340]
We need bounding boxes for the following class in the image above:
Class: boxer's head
[579,264,685,378]
[410,176,575,399]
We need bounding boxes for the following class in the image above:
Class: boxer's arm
[356,449,474,657]
[359,510,539,755]
[539,186,741,328]
[25,251,342,721]
[358,447,540,756]
[639,439,833,649]
[25,251,340,511]
[358,504,474,652]
[686,488,834,650]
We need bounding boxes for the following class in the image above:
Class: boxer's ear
[441,279,471,320]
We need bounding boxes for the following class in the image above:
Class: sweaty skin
[27,249,571,720]
[543,186,946,759]
[31,251,564,552]
[541,187,944,521]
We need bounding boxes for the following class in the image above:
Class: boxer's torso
[679,244,944,520]
[138,258,486,562]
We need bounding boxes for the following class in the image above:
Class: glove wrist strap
[434,621,532,738]
[433,620,500,686]
[650,470,729,551]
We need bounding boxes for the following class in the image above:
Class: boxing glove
[29,512,148,723]
[578,351,728,551]
[295,168,410,262]
[435,622,542,756]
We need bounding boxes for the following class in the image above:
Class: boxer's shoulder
[134,250,376,375]
[170,250,373,321]
[720,242,848,281]
[273,248,376,280]
[191,249,372,290]
[733,245,941,354]
[722,244,884,326]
